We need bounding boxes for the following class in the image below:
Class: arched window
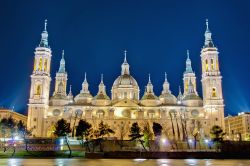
[44,59,48,72]
[205,59,208,71]
[212,87,217,97]
[185,80,188,92]
[97,110,104,118]
[211,59,214,70]
[36,85,41,95]
[216,59,219,71]
[39,58,43,71]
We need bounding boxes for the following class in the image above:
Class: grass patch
[0,150,85,158]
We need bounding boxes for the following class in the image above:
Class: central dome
[111,51,140,101]
[113,74,138,87]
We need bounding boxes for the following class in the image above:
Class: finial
[206,19,209,29]
[148,74,151,83]
[44,19,47,31]
[84,72,87,81]
[62,50,64,59]
[124,50,127,63]
[179,86,182,94]
[70,85,72,92]
[165,72,168,82]
[187,49,190,59]
[101,73,103,83]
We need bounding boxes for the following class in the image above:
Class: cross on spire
[101,73,104,83]
[124,50,127,63]
[206,19,209,32]
[62,50,64,59]
[44,19,47,31]
[148,73,151,83]
[84,72,87,82]
[165,72,168,82]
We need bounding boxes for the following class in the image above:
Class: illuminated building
[27,19,224,139]
[0,108,27,125]
[225,112,250,141]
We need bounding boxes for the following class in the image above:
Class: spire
[58,50,66,73]
[178,86,182,95]
[81,72,90,93]
[67,85,74,103]
[100,73,104,84]
[184,50,193,74]
[124,50,127,63]
[84,72,87,82]
[121,50,130,75]
[39,19,49,48]
[146,74,153,93]
[164,72,168,82]
[177,86,183,104]
[98,74,107,94]
[68,85,72,95]
[162,72,170,94]
[204,19,214,48]
[148,74,151,84]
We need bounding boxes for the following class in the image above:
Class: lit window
[212,87,217,97]
[211,59,214,70]
[149,113,155,119]
[39,58,43,71]
[205,59,208,71]
[185,80,188,92]
[216,60,219,70]
[44,59,48,72]
[35,85,41,95]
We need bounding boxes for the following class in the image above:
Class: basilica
[27,20,224,139]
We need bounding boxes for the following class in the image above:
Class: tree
[1,117,16,154]
[54,119,72,157]
[152,122,163,151]
[98,121,114,138]
[152,122,163,137]
[210,125,225,142]
[210,125,225,151]
[75,120,92,151]
[17,120,32,152]
[129,122,146,151]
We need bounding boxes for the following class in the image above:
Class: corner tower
[53,50,68,97]
[201,19,224,129]
[27,20,52,137]
[183,50,198,96]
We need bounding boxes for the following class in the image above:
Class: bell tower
[183,50,198,96]
[201,19,224,129]
[27,20,52,137]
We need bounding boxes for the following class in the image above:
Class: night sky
[0,0,249,116]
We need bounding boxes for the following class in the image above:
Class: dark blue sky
[0,0,249,115]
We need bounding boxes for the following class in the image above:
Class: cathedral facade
[27,20,224,140]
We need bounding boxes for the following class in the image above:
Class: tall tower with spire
[27,20,52,137]
[183,50,198,96]
[53,50,68,96]
[201,19,224,129]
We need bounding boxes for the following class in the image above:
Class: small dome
[113,74,138,87]
[141,93,158,100]
[159,93,177,105]
[182,94,201,101]
[93,93,110,100]
[74,93,93,104]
